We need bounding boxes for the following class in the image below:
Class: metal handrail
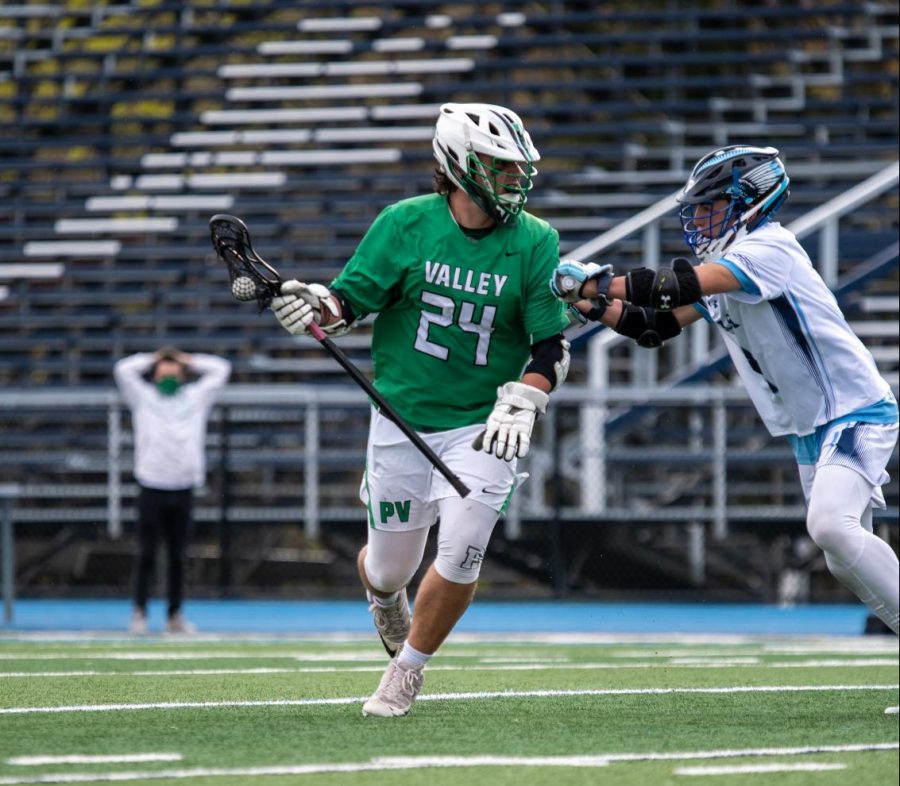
[1,385,896,621]
[567,191,681,261]
[787,160,900,239]
[787,160,899,286]
[573,160,900,383]
[566,158,899,274]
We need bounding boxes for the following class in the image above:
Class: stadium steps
[1,1,897,597]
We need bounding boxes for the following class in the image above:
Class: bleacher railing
[787,160,900,287]
[1,382,897,532]
[1,383,897,615]
[565,162,900,514]
[567,160,899,384]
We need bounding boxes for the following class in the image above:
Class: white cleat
[362,659,424,718]
[885,706,898,715]
[367,589,410,658]
[128,608,148,635]
[165,612,197,635]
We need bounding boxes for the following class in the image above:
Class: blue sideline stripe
[0,599,871,636]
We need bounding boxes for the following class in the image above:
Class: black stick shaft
[210,213,472,499]
[308,323,471,498]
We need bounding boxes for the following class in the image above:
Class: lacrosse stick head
[209,214,282,311]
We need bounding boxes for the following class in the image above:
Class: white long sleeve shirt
[113,352,231,490]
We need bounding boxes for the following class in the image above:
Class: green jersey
[332,193,568,431]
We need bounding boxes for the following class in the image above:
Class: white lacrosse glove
[271,280,348,336]
[474,381,550,462]
[550,259,614,304]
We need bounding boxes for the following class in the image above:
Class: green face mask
[156,376,181,396]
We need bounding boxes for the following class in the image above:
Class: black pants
[134,485,193,617]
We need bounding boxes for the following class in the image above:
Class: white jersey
[696,222,894,437]
[114,353,231,489]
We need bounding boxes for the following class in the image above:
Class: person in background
[551,146,899,714]
[271,102,569,717]
[114,347,231,635]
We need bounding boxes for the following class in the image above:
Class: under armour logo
[460,545,485,570]
[719,314,740,331]
[658,294,672,310]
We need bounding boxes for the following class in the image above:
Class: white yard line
[3,632,885,648]
[0,647,898,665]
[675,762,847,776]
[476,657,572,663]
[1,657,896,679]
[0,744,892,785]
[0,632,760,645]
[612,643,899,658]
[0,649,582,662]
[770,658,898,668]
[7,755,181,766]
[591,742,897,762]
[0,651,386,662]
[1,684,896,715]
[764,641,900,654]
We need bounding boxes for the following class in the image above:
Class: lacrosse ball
[231,276,256,301]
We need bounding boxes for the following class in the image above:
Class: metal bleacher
[2,2,898,384]
[0,1,897,599]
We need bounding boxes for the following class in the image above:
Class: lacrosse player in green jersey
[271,103,569,717]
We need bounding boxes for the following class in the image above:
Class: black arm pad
[614,303,682,348]
[625,257,702,311]
[524,333,568,389]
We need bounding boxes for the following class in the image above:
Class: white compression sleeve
[363,527,430,594]
[807,463,899,635]
[434,496,500,584]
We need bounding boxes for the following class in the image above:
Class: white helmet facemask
[432,102,540,224]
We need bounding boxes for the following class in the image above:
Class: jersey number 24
[415,291,497,366]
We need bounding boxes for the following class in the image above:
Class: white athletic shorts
[359,407,518,531]
[796,420,899,510]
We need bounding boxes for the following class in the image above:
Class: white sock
[370,591,400,607]
[397,642,431,670]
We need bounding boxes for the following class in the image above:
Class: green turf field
[0,634,897,785]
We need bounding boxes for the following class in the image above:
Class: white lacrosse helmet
[432,102,540,224]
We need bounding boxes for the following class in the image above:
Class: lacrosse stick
[209,214,471,498]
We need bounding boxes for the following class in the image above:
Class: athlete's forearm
[520,372,553,394]
[580,263,740,300]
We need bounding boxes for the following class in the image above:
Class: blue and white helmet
[432,102,540,224]
[677,145,790,260]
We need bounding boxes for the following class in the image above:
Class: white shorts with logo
[360,407,518,531]
[797,420,899,510]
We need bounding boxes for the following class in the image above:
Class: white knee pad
[363,527,429,593]
[433,497,499,584]
[807,503,864,564]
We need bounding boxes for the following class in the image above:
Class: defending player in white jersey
[552,146,899,713]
